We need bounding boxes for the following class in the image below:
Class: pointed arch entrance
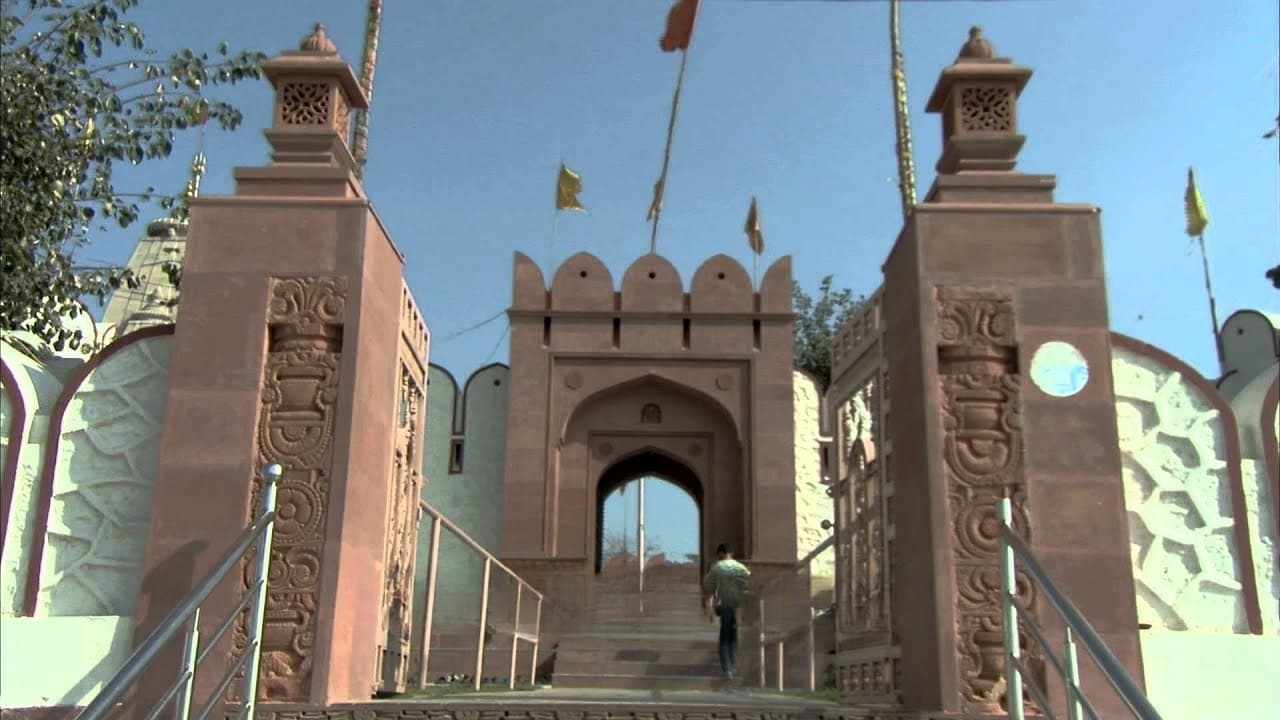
[595,450,703,575]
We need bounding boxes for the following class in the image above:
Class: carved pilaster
[230,276,347,702]
[936,287,1041,714]
[376,364,425,693]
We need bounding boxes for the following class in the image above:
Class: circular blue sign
[1029,341,1089,398]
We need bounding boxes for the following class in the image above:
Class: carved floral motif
[936,287,1040,714]
[280,82,331,126]
[377,365,425,693]
[234,276,347,702]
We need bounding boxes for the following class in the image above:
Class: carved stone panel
[376,365,425,693]
[936,287,1040,714]
[237,276,347,702]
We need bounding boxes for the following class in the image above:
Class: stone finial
[924,29,1032,176]
[300,23,338,54]
[957,26,994,61]
[251,24,369,180]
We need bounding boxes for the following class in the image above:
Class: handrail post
[530,595,542,687]
[475,557,492,691]
[241,464,281,718]
[1065,626,1083,720]
[998,497,1025,720]
[776,639,785,691]
[176,609,201,720]
[807,606,816,692]
[757,597,766,688]
[509,584,522,690]
[418,514,441,688]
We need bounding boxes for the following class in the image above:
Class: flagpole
[1196,232,1226,373]
[637,476,646,612]
[550,156,563,274]
[752,252,758,291]
[550,211,561,276]
[649,7,698,256]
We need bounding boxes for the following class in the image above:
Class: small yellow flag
[1184,167,1209,237]
[744,196,764,255]
[556,164,585,212]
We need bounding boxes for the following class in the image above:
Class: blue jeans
[715,605,738,676]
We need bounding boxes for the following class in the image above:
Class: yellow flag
[744,196,764,255]
[1184,167,1209,237]
[556,164,585,212]
[647,178,664,221]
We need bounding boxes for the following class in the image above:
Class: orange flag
[660,0,700,52]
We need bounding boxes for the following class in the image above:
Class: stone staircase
[553,566,728,690]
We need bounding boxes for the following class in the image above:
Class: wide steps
[555,659,721,677]
[550,578,735,691]
[551,673,722,691]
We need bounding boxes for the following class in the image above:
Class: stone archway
[557,375,744,570]
[594,449,703,575]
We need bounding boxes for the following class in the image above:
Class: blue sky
[97,0,1280,381]
[75,0,1276,562]
[92,0,1278,382]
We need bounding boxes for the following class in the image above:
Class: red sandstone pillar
[883,28,1144,718]
[135,25,416,707]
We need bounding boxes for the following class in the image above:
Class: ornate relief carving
[377,365,425,693]
[36,335,172,616]
[838,653,899,701]
[835,379,888,639]
[960,86,1014,131]
[280,82,331,126]
[1112,348,1249,632]
[936,286,1039,714]
[236,276,347,702]
[333,91,351,143]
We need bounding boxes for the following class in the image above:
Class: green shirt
[704,557,751,609]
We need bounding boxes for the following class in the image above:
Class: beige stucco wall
[1112,346,1253,633]
[34,335,172,616]
[1241,459,1278,634]
[1140,630,1280,720]
[0,615,134,707]
[1,342,65,617]
[793,370,834,583]
[1,332,171,709]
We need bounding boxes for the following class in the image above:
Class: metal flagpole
[637,477,646,612]
[1196,233,1226,373]
[649,0,702,254]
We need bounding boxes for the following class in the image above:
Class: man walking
[703,543,750,680]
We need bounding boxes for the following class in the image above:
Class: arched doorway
[595,451,702,576]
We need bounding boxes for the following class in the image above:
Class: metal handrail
[998,497,1163,720]
[755,535,836,692]
[75,465,282,720]
[417,499,543,692]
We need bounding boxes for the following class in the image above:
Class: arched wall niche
[556,372,743,445]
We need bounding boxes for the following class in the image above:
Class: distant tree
[793,276,866,391]
[0,0,264,354]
